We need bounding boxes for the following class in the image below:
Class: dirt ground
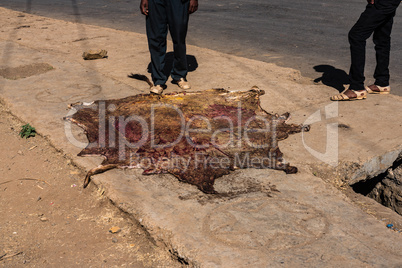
[0,100,181,267]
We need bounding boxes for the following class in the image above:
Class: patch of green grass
[19,123,36,139]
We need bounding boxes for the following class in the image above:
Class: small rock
[40,217,48,222]
[82,49,108,60]
[109,226,121,233]
[112,238,118,243]
[17,150,24,155]
[387,168,395,179]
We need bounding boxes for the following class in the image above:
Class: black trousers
[146,0,189,86]
[348,0,400,91]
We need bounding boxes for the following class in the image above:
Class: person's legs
[373,14,394,87]
[348,4,389,91]
[166,0,189,81]
[146,0,168,86]
[332,1,400,101]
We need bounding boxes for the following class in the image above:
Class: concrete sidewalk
[0,7,401,267]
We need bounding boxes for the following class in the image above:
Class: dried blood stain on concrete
[66,88,310,193]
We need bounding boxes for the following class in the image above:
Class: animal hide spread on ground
[65,87,309,193]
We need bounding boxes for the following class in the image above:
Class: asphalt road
[1,0,401,96]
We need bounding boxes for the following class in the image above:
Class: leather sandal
[174,78,191,90]
[330,89,367,101]
[365,84,390,94]
[150,85,164,95]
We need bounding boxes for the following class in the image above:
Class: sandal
[330,89,367,101]
[150,85,164,95]
[365,84,390,94]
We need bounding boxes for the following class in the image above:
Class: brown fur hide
[65,88,309,193]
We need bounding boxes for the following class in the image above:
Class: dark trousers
[348,0,400,90]
[146,0,189,86]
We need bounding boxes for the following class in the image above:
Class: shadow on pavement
[313,64,349,92]
[147,53,198,78]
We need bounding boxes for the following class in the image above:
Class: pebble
[112,238,118,243]
[387,169,395,179]
[109,226,121,233]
